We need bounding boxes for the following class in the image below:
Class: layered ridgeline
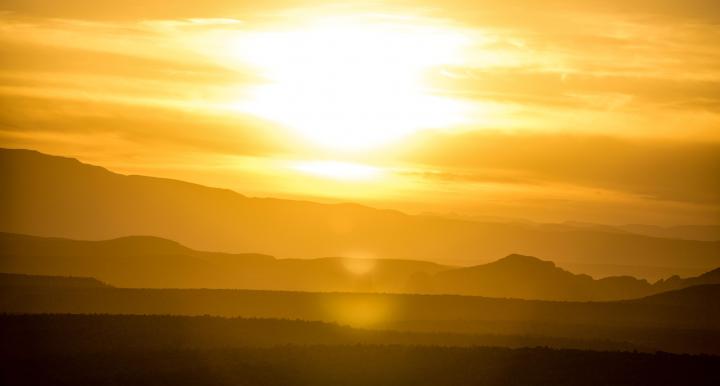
[2,272,720,354]
[2,233,718,301]
[0,272,109,289]
[556,222,720,242]
[1,148,718,279]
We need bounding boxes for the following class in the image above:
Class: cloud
[1,1,718,225]
[434,69,720,112]
[0,1,308,21]
[0,42,250,84]
[398,169,538,186]
[400,131,720,206]
[0,94,295,158]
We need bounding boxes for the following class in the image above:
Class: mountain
[2,232,719,301]
[0,232,447,292]
[619,224,720,242]
[1,148,719,278]
[653,268,720,293]
[552,262,707,283]
[633,284,720,309]
[423,254,651,300]
[416,254,720,300]
[555,221,720,242]
[0,272,109,288]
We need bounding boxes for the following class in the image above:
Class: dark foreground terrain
[3,281,720,354]
[2,315,719,386]
[2,277,719,385]
[0,313,646,353]
[2,342,718,386]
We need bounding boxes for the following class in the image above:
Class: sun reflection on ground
[326,295,392,328]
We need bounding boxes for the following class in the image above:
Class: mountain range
[2,232,718,301]
[3,271,720,354]
[1,148,718,280]
[563,222,720,242]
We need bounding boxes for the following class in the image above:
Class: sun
[232,15,471,150]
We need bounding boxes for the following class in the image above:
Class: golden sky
[1,0,719,225]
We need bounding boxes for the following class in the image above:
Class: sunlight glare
[327,296,391,328]
[341,258,376,276]
[233,15,471,150]
[292,160,382,180]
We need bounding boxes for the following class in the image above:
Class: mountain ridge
[2,232,718,301]
[1,148,718,280]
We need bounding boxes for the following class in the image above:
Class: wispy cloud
[1,1,718,224]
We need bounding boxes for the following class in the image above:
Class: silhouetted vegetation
[0,313,642,352]
[2,285,720,354]
[1,339,717,386]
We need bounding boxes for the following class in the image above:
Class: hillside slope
[2,233,718,300]
[426,254,652,300]
[1,148,718,276]
[0,272,109,288]
[0,232,447,292]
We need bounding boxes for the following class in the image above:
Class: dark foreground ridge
[0,272,109,289]
[2,342,717,386]
[2,284,720,354]
[1,314,718,386]
[0,313,638,352]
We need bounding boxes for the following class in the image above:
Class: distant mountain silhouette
[546,221,720,242]
[0,272,109,288]
[2,232,718,300]
[633,284,720,308]
[413,254,720,300]
[0,232,446,292]
[2,148,718,278]
[619,224,720,242]
[423,254,648,300]
[653,268,720,292]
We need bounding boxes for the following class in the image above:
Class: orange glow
[230,15,472,150]
[1,3,719,382]
[0,2,718,225]
[292,160,382,181]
